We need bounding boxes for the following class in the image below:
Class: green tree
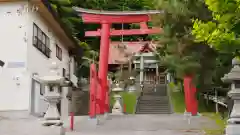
[191,0,237,88]
[192,0,240,54]
[152,0,219,91]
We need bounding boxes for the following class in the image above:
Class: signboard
[7,62,25,68]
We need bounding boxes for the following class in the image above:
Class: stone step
[143,93,167,97]
[136,107,171,111]
[138,104,170,107]
[135,83,172,114]
[136,111,172,114]
[139,100,169,103]
[138,106,170,109]
[140,98,168,101]
[138,104,169,107]
[138,101,169,104]
[143,93,167,96]
[138,100,169,104]
[135,109,172,114]
[141,95,168,99]
[140,98,169,101]
[136,109,171,113]
[136,111,171,114]
[138,107,170,111]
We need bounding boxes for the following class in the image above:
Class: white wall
[27,12,68,77]
[27,7,77,84]
[0,2,31,111]
[0,2,78,111]
[27,5,77,116]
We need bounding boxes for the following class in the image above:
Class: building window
[33,23,51,58]
[56,45,62,60]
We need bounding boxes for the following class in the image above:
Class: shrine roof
[73,7,163,16]
[108,41,158,65]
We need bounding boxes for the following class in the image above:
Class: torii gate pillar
[98,22,111,114]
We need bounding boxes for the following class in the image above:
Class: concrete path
[0,111,220,135]
[65,114,220,135]
[0,111,63,135]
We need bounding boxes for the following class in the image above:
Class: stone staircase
[136,84,172,114]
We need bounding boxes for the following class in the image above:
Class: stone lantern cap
[112,83,124,92]
[39,76,66,85]
[222,57,240,83]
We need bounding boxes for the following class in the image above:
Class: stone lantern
[39,62,70,126]
[127,76,137,92]
[222,57,240,135]
[111,82,124,115]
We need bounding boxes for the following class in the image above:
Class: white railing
[201,93,227,107]
[200,91,228,114]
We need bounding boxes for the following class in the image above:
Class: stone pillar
[222,58,240,135]
[140,55,144,84]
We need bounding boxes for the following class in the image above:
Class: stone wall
[67,88,89,116]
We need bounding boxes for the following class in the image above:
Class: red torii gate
[73,7,198,117]
[73,7,162,117]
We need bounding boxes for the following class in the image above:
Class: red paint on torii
[73,7,163,116]
[85,28,161,37]
[81,13,150,23]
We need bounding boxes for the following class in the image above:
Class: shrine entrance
[73,6,198,117]
[73,7,162,117]
[108,41,166,85]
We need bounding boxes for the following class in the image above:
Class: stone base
[111,110,124,115]
[87,117,100,125]
[42,119,63,126]
[104,113,110,119]
[39,125,65,135]
[226,124,240,135]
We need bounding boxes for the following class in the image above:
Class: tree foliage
[152,0,223,90]
[191,0,238,89]
[192,0,240,54]
[48,0,153,78]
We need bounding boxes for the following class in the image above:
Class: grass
[110,91,138,114]
[170,89,186,113]
[168,84,227,135]
[202,113,227,135]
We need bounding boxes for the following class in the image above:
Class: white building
[0,0,81,117]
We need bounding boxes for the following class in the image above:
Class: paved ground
[65,114,220,135]
[0,111,220,135]
[0,111,62,135]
